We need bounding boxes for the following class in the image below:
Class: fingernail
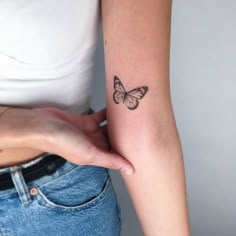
[120,166,134,175]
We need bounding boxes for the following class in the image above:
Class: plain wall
[91,1,236,235]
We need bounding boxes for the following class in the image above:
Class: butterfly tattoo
[113,76,149,110]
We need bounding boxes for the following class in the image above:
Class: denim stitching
[34,176,112,212]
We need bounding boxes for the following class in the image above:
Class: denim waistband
[0,157,79,199]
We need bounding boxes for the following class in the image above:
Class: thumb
[87,146,135,175]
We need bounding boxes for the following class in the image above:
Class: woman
[0,0,190,235]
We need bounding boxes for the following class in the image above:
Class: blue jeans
[0,153,121,236]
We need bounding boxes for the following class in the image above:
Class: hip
[0,153,121,236]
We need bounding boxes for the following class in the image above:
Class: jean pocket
[33,165,111,212]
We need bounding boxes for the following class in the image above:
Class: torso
[0,149,46,168]
[0,1,100,169]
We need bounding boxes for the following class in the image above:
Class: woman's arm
[0,106,134,170]
[101,0,191,235]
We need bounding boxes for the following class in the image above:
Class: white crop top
[0,0,101,115]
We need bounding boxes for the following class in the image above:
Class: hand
[28,106,135,175]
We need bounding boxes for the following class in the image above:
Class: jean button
[30,187,38,196]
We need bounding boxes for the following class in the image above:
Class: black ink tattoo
[113,76,148,110]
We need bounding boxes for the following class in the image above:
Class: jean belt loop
[10,165,32,205]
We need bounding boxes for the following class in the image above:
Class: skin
[0,106,134,173]
[101,0,191,235]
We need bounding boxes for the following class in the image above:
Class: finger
[87,146,135,175]
[99,124,108,137]
[92,107,106,124]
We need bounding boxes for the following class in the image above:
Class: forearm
[115,136,190,235]
[108,105,190,235]
[0,106,24,149]
[0,106,44,158]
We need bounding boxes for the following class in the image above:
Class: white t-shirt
[0,0,101,115]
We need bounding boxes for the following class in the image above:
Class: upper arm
[101,0,176,159]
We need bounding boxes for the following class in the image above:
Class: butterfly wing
[113,91,125,104]
[114,76,126,93]
[124,86,149,110]
[113,76,126,104]
[124,94,139,110]
[127,86,149,99]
